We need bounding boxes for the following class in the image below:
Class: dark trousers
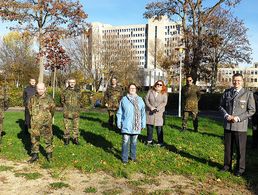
[147,125,163,144]
[224,130,247,172]
[24,107,31,132]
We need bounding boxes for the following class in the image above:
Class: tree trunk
[52,66,57,98]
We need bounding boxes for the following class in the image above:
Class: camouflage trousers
[63,117,80,139]
[182,111,198,131]
[108,110,117,126]
[30,122,53,154]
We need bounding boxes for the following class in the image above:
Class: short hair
[127,83,137,91]
[232,73,243,78]
[186,75,193,79]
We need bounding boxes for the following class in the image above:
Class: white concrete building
[88,16,182,87]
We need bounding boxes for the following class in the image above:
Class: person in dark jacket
[23,78,36,134]
[252,91,258,148]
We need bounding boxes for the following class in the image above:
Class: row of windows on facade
[219,70,258,75]
[165,31,180,35]
[103,33,146,38]
[102,27,146,34]
[165,25,181,29]
[165,37,181,42]
[220,77,258,83]
[103,39,146,45]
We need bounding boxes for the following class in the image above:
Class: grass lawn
[1,110,258,190]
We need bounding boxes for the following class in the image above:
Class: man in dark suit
[252,91,258,148]
[23,78,36,134]
[219,73,255,176]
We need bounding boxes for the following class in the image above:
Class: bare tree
[101,33,142,88]
[144,0,241,82]
[202,8,252,92]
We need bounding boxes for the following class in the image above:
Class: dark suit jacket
[219,87,256,132]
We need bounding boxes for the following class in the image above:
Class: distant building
[217,63,258,89]
[88,16,182,87]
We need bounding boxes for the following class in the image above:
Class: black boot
[64,138,70,145]
[47,153,52,162]
[28,153,39,163]
[73,138,79,145]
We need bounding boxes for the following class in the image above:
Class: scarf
[127,94,141,131]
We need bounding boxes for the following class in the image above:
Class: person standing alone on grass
[219,73,255,176]
[28,83,55,163]
[181,75,201,132]
[23,78,36,134]
[104,77,123,128]
[117,83,146,164]
[145,80,168,146]
[61,78,81,145]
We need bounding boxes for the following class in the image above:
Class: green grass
[49,182,69,189]
[84,187,97,193]
[1,110,258,191]
[14,172,42,180]
[0,165,13,172]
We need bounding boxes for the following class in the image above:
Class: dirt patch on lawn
[0,159,253,195]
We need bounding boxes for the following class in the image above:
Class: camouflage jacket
[182,84,201,112]
[28,94,55,124]
[61,87,81,114]
[104,85,123,111]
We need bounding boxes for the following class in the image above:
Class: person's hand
[226,115,234,122]
[232,116,239,123]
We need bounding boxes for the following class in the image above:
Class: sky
[1,0,257,66]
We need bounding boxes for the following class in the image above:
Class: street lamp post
[178,48,183,117]
[176,47,184,117]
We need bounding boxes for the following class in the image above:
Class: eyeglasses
[129,88,137,90]
[187,80,192,82]
[156,83,163,86]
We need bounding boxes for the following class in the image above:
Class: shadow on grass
[52,125,63,141]
[164,142,222,169]
[16,119,31,155]
[80,129,121,160]
[80,115,120,134]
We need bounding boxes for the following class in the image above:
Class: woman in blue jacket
[117,83,146,164]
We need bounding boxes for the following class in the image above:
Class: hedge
[6,87,223,111]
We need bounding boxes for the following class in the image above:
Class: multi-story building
[217,63,258,89]
[88,16,182,87]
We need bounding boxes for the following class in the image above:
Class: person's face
[29,79,36,86]
[36,83,46,96]
[69,79,76,88]
[128,85,137,95]
[232,76,243,89]
[186,77,193,85]
[155,82,163,92]
[111,78,117,86]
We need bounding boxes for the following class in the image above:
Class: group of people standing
[22,78,81,163]
[1,73,257,178]
[105,76,201,164]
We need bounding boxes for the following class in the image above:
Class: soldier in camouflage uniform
[28,83,55,163]
[181,75,201,132]
[104,77,123,127]
[0,85,8,144]
[61,78,81,145]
